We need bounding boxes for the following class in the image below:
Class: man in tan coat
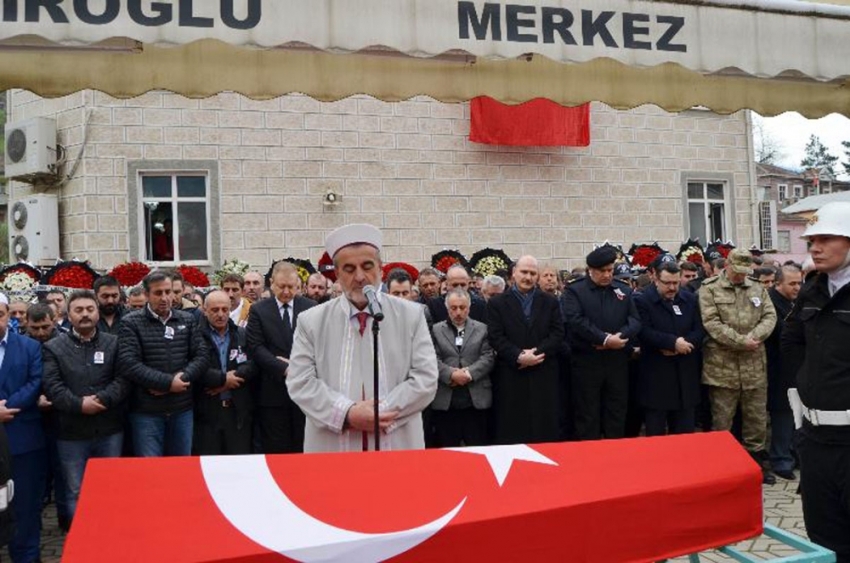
[700,249,777,483]
[287,224,438,452]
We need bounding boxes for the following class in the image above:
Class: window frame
[793,184,803,198]
[777,230,792,253]
[682,175,735,245]
[127,160,221,267]
[777,184,787,201]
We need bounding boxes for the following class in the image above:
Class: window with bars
[140,173,210,264]
[759,200,778,250]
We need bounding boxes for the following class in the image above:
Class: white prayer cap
[0,293,8,306]
[325,224,382,259]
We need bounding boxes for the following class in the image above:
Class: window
[777,184,787,201]
[793,185,803,198]
[778,230,791,253]
[140,173,210,264]
[687,181,729,243]
[759,201,777,250]
[807,185,816,197]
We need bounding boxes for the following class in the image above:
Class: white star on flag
[447,444,558,486]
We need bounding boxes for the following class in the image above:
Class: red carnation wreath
[430,250,468,274]
[43,261,99,289]
[108,261,151,287]
[382,262,419,283]
[628,243,666,268]
[176,265,210,288]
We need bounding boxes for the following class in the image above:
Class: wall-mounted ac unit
[4,117,58,179]
[9,194,59,264]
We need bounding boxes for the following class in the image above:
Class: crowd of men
[0,207,849,562]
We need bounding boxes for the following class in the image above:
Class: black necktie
[281,303,292,334]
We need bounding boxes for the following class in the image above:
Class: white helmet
[801,201,850,239]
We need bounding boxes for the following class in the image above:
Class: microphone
[363,285,385,322]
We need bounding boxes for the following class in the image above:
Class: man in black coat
[0,423,12,550]
[782,202,850,562]
[118,271,209,457]
[194,290,256,455]
[634,262,704,436]
[766,263,803,480]
[246,261,317,453]
[42,290,128,523]
[487,255,564,445]
[562,246,641,440]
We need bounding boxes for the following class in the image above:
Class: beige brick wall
[7,91,756,271]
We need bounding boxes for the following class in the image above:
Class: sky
[757,112,850,177]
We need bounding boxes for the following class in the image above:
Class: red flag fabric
[63,433,761,563]
[469,97,590,147]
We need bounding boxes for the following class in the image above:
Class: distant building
[756,162,850,263]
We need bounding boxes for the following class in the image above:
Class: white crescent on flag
[200,455,466,563]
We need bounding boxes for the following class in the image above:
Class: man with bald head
[427,264,487,324]
[195,290,256,455]
[487,255,564,444]
[242,271,264,303]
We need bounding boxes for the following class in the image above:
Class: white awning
[2,0,850,116]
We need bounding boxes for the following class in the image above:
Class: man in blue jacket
[635,261,705,436]
[0,292,46,563]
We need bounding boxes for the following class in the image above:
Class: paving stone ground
[9,472,810,562]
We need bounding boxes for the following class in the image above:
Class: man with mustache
[42,290,127,526]
[288,224,437,452]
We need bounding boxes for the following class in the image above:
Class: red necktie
[356,312,370,336]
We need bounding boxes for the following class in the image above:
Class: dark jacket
[246,296,316,408]
[427,294,488,325]
[96,306,127,336]
[561,277,641,355]
[42,330,128,441]
[0,423,11,547]
[635,285,704,411]
[195,318,256,427]
[487,289,564,444]
[117,307,209,415]
[0,331,44,456]
[766,287,794,412]
[782,273,850,444]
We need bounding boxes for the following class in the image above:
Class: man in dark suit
[427,264,487,324]
[430,288,495,447]
[246,261,317,453]
[562,246,641,440]
[195,290,256,455]
[487,255,564,445]
[0,423,12,552]
[635,261,705,436]
[766,263,803,480]
[0,294,47,563]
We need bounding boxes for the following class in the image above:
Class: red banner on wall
[64,433,761,563]
[470,97,591,147]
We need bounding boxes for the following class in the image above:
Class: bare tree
[752,114,786,165]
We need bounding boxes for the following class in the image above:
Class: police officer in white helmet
[783,201,850,562]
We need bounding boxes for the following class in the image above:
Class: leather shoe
[762,471,776,485]
[775,469,796,481]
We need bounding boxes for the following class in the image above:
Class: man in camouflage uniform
[700,249,777,484]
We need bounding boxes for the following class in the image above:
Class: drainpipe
[744,111,761,248]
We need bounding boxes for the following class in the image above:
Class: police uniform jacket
[782,272,850,444]
[699,273,776,389]
[561,277,641,355]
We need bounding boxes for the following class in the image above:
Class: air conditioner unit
[4,117,58,179]
[8,194,59,264]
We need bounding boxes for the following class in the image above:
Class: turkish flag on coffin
[63,433,761,563]
[469,97,590,147]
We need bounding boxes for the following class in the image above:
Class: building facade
[7,90,758,272]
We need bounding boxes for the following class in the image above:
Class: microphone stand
[372,315,381,451]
